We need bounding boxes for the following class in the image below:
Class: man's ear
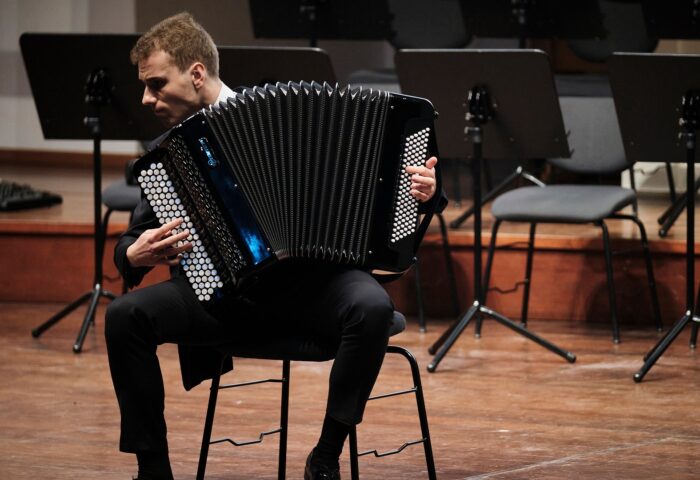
[190,62,207,90]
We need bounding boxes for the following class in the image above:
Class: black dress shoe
[304,449,341,480]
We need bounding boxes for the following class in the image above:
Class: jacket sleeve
[114,195,160,289]
[418,187,448,214]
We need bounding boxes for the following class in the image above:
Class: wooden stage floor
[1,302,699,479]
[1,163,700,478]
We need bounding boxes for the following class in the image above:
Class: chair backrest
[566,0,657,64]
[548,96,630,176]
[387,0,470,49]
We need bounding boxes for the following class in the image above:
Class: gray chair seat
[492,185,636,223]
[102,179,141,211]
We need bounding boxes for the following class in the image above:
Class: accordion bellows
[136,81,439,303]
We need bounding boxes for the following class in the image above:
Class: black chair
[197,311,436,480]
[482,96,662,344]
[101,161,140,293]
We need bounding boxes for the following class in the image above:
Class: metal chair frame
[196,345,437,480]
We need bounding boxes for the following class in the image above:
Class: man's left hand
[407,156,438,202]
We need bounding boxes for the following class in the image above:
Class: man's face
[138,49,200,128]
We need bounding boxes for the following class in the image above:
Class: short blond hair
[130,12,219,77]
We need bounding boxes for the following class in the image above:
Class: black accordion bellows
[135,81,440,303]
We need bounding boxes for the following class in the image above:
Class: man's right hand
[126,218,192,268]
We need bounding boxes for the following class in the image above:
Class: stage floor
[1,302,698,479]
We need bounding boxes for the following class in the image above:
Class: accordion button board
[135,81,440,304]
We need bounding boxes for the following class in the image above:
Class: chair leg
[437,213,460,316]
[599,221,620,344]
[278,360,290,480]
[521,223,537,328]
[387,345,437,480]
[197,367,223,480]
[665,160,677,203]
[414,260,427,332]
[611,213,664,334]
[628,168,639,217]
[629,214,663,332]
[122,210,135,294]
[100,208,114,287]
[691,287,700,349]
[349,426,360,480]
[478,219,502,337]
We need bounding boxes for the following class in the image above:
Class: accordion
[135,81,440,303]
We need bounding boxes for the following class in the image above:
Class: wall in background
[1,0,139,156]
[4,0,700,183]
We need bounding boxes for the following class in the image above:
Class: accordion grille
[137,135,248,301]
[167,134,247,274]
[205,81,390,265]
[391,127,429,243]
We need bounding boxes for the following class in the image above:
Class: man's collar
[215,82,236,105]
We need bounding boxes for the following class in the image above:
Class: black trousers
[105,267,393,454]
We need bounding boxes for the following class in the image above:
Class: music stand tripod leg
[479,305,576,362]
[428,302,480,372]
[634,312,692,382]
[635,90,699,381]
[428,85,576,372]
[31,291,93,338]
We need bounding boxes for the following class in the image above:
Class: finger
[411,175,436,187]
[412,185,435,198]
[150,229,190,252]
[163,242,193,257]
[410,189,430,202]
[155,218,184,236]
[425,156,438,169]
[405,165,435,178]
[165,256,183,267]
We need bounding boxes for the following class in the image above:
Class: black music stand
[448,1,605,229]
[459,0,604,48]
[217,46,336,87]
[21,33,162,353]
[642,0,700,40]
[396,49,577,372]
[249,0,392,47]
[637,3,700,237]
[608,53,700,382]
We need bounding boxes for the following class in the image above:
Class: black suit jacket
[115,128,448,390]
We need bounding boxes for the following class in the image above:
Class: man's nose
[142,87,156,107]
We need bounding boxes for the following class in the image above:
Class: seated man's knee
[104,295,142,344]
[345,283,394,336]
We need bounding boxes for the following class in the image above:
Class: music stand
[21,33,162,353]
[642,0,700,40]
[396,49,577,372]
[608,53,700,382]
[249,0,392,47]
[459,0,604,47]
[217,46,336,87]
[637,3,700,237]
[448,1,605,229]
